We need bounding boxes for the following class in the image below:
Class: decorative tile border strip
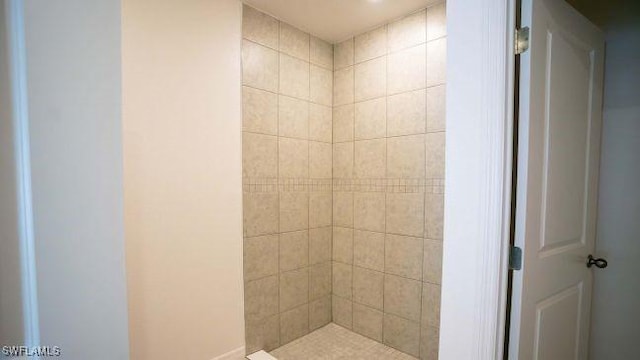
[242,178,332,193]
[333,178,445,194]
[242,177,278,193]
[243,177,445,194]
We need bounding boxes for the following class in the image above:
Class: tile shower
[241,2,446,359]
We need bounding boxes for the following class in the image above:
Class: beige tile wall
[242,2,447,358]
[242,5,333,354]
[330,3,446,360]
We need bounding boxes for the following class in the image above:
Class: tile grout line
[418,7,429,356]
[276,18,282,349]
[243,82,332,109]
[242,37,333,71]
[307,27,312,337]
[350,36,355,332]
[418,8,429,357]
[242,79,446,107]
[383,21,389,347]
[329,39,335,331]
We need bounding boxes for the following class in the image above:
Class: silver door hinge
[515,27,530,55]
[510,246,523,270]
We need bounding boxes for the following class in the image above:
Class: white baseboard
[246,350,278,360]
[211,346,246,360]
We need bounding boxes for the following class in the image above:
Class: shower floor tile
[269,323,418,360]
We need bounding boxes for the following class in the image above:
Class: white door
[509,0,605,359]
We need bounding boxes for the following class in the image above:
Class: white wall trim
[211,346,246,360]
[440,0,515,358]
[6,0,40,349]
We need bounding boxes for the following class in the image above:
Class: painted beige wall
[122,0,245,359]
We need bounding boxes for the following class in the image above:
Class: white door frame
[440,0,516,358]
[3,0,40,348]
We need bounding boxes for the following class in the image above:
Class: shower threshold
[265,323,418,360]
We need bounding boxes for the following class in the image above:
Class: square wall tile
[332,227,353,264]
[353,303,383,341]
[279,137,309,178]
[383,313,420,357]
[387,134,426,179]
[309,226,332,264]
[279,191,309,233]
[353,267,384,310]
[355,26,387,63]
[427,2,447,41]
[333,105,354,142]
[426,85,446,132]
[310,65,333,106]
[355,97,386,140]
[311,36,333,70]
[386,193,425,238]
[423,239,443,284]
[310,262,332,300]
[279,95,309,139]
[354,139,386,178]
[280,230,309,272]
[388,10,426,53]
[354,230,385,272]
[354,192,385,233]
[421,325,439,360]
[425,192,444,240]
[279,22,309,61]
[332,295,353,329]
[334,39,354,70]
[242,40,278,92]
[333,142,354,179]
[280,304,309,344]
[309,141,332,178]
[387,89,426,137]
[355,57,386,102]
[280,53,310,100]
[385,234,423,280]
[244,234,279,281]
[245,313,280,354]
[309,295,332,331]
[333,191,354,227]
[309,192,332,228]
[280,268,309,311]
[243,132,278,178]
[243,86,278,135]
[384,275,422,322]
[332,262,353,299]
[422,282,441,328]
[243,5,279,49]
[243,192,278,237]
[245,275,279,320]
[387,44,426,95]
[309,103,332,143]
[426,38,446,87]
[426,132,446,178]
[333,67,354,106]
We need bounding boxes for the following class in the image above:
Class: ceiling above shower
[242,0,441,43]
